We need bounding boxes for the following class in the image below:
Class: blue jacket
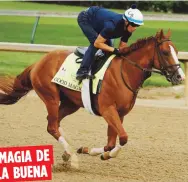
[87,6,132,42]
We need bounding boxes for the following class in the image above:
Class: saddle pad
[51,53,115,94]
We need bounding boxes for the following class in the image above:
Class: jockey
[76,4,144,81]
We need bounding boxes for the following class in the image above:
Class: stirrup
[87,74,95,79]
[77,74,95,84]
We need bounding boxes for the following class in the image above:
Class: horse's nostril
[177,75,181,80]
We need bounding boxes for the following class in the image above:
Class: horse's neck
[122,42,154,91]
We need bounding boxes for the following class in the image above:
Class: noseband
[155,39,180,82]
[120,38,180,95]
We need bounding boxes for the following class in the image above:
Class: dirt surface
[0,87,188,182]
[138,85,185,99]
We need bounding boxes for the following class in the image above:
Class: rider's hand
[112,48,121,56]
[120,47,130,55]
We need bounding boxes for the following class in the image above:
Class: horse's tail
[0,64,34,105]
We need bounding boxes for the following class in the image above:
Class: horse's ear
[166,29,171,39]
[155,29,161,38]
[160,29,164,39]
[155,29,164,40]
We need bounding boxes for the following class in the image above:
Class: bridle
[155,39,180,82]
[120,38,181,95]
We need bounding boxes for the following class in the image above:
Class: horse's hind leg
[33,83,73,159]
[58,97,80,125]
[33,85,60,139]
[57,97,80,152]
[56,97,80,166]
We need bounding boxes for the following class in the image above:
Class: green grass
[143,74,171,87]
[0,51,43,76]
[0,16,188,51]
[0,51,185,88]
[0,17,187,87]
[0,2,187,87]
[143,62,185,87]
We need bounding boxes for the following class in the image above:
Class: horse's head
[154,29,185,85]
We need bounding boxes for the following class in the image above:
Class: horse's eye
[163,51,169,56]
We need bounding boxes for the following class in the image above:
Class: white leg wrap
[58,136,71,154]
[89,147,104,156]
[58,127,65,137]
[59,127,71,145]
[109,145,122,158]
[58,128,79,168]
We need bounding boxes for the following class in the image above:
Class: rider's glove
[112,48,121,56]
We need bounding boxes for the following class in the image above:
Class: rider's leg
[76,44,98,80]
[76,11,98,80]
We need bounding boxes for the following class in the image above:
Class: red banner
[0,145,53,181]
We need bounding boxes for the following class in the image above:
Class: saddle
[74,47,110,75]
[52,48,116,116]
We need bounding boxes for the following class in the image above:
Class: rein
[122,57,163,75]
[120,57,156,95]
[119,38,179,95]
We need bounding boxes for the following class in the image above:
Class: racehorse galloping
[0,30,185,164]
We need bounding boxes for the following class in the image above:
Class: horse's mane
[122,36,156,54]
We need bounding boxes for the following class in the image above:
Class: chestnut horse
[0,30,185,165]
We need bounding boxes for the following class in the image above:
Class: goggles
[129,22,140,27]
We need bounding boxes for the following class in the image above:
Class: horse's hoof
[77,147,83,154]
[77,147,89,154]
[104,146,115,152]
[62,152,71,162]
[100,151,111,160]
[119,136,128,146]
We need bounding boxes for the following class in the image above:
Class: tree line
[38,1,188,13]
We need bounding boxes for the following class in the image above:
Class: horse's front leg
[100,106,127,160]
[77,122,119,156]
[105,116,124,150]
[80,125,119,158]
[78,109,126,158]
[77,125,116,156]
[84,124,119,157]
[101,116,124,160]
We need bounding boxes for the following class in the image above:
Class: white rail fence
[0,42,188,106]
[0,42,76,52]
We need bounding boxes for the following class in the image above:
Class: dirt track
[1,91,188,182]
